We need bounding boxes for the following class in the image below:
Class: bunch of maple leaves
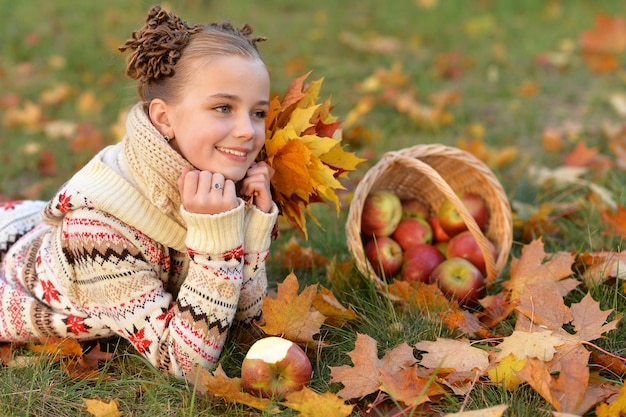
[261,72,365,239]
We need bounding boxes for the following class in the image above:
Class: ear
[148,98,174,138]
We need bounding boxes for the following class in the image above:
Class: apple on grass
[364,236,403,279]
[437,192,489,237]
[361,191,403,237]
[241,336,312,399]
[429,257,485,306]
[401,243,446,283]
[391,217,433,250]
[400,198,430,220]
[446,230,496,275]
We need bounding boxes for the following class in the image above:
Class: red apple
[391,217,433,250]
[428,215,451,243]
[241,336,313,399]
[401,243,446,283]
[400,198,430,220]
[430,257,485,306]
[361,191,403,237]
[437,192,489,237]
[446,230,496,275]
[364,236,403,278]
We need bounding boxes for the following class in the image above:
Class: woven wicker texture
[346,144,513,292]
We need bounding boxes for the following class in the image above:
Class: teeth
[217,147,247,157]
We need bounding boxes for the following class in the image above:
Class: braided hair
[119,5,267,106]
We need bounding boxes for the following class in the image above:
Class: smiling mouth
[217,147,247,157]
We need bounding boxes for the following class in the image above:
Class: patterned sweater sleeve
[235,202,278,324]
[59,202,248,378]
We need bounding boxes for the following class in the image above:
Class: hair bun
[119,5,202,82]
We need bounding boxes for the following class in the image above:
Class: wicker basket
[346,144,512,293]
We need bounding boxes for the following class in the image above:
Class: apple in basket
[392,217,433,250]
[361,191,403,237]
[430,257,485,306]
[446,230,496,275]
[241,336,313,399]
[401,243,446,283]
[364,236,403,278]
[437,192,489,237]
[400,198,430,220]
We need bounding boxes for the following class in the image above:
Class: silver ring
[214,183,222,190]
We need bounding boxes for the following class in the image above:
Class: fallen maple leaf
[444,404,508,417]
[495,330,563,363]
[329,333,416,400]
[379,367,446,407]
[579,14,626,73]
[386,280,456,314]
[192,365,277,413]
[487,353,528,390]
[259,272,327,344]
[83,398,122,417]
[596,382,626,417]
[504,238,575,299]
[415,338,489,374]
[599,203,626,238]
[29,337,84,357]
[579,250,626,285]
[312,286,357,327]
[562,141,599,167]
[283,386,354,417]
[272,236,328,270]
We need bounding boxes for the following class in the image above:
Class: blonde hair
[119,5,266,107]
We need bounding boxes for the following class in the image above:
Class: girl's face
[165,55,270,181]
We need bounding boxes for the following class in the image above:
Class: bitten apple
[361,191,403,237]
[437,192,489,237]
[391,217,433,250]
[446,230,496,275]
[430,257,485,306]
[400,198,430,220]
[241,336,313,399]
[364,236,403,278]
[401,243,446,283]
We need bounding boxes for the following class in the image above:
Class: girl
[0,5,278,379]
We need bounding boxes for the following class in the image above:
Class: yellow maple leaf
[83,398,122,417]
[259,272,326,344]
[283,387,354,417]
[444,404,508,417]
[487,353,528,390]
[596,383,626,417]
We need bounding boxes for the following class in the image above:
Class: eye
[253,109,267,120]
[214,105,231,114]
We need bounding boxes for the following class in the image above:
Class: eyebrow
[207,93,270,106]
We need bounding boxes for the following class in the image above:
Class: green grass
[2,0,626,416]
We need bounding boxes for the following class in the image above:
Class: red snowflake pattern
[41,280,61,304]
[0,201,21,211]
[66,315,89,335]
[56,191,72,213]
[128,327,151,353]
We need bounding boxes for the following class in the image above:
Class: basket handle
[383,151,498,286]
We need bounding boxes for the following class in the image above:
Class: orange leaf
[386,280,457,314]
[29,337,84,357]
[272,236,328,270]
[579,14,626,55]
[415,338,489,373]
[562,141,598,167]
[504,238,575,299]
[193,365,277,413]
[259,272,326,344]
[379,367,445,407]
[283,387,354,417]
[599,203,626,237]
[312,286,357,327]
[329,333,415,400]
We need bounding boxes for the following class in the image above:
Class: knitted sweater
[0,103,278,378]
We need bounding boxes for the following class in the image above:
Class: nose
[233,114,256,141]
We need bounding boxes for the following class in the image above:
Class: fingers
[178,169,238,214]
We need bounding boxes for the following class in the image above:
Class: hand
[240,161,274,213]
[177,167,239,215]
